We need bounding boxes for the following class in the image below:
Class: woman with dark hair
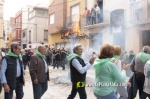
[93,44,130,99]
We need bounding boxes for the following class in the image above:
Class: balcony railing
[11,23,22,29]
[81,10,110,27]
[66,14,81,29]
[66,10,110,30]
[130,0,150,24]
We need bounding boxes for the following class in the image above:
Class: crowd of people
[0,42,150,99]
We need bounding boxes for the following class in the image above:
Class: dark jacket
[129,54,135,63]
[4,56,24,89]
[70,56,86,83]
[30,54,50,82]
[127,73,138,99]
[61,51,66,61]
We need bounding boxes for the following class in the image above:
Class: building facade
[0,0,6,47]
[12,11,22,44]
[125,0,150,53]
[48,0,67,48]
[48,0,150,53]
[3,20,12,47]
[21,6,33,49]
[27,6,49,48]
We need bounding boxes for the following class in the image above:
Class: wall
[67,0,86,17]
[12,11,22,42]
[27,8,49,48]
[48,0,67,48]
[35,17,48,43]
[86,0,96,10]
[22,7,29,30]
[49,33,63,47]
[0,0,5,47]
[27,18,36,43]
[48,0,67,34]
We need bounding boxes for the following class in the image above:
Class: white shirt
[2,52,5,57]
[116,60,122,73]
[43,59,48,73]
[95,6,100,14]
[72,58,92,74]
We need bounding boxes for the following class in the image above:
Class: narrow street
[0,66,143,99]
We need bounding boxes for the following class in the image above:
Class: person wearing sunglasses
[1,43,25,99]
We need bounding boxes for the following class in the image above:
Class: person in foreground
[29,46,50,99]
[67,44,95,99]
[1,43,25,99]
[113,45,128,99]
[93,44,130,99]
[130,45,150,98]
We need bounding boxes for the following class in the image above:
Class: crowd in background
[0,46,135,73]
[0,46,70,71]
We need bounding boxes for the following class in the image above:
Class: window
[29,30,31,42]
[148,0,150,18]
[7,23,9,30]
[13,30,17,39]
[42,12,46,16]
[29,11,35,19]
[23,32,25,38]
[44,30,48,41]
[49,14,55,24]
[130,0,142,21]
[36,11,46,16]
[71,4,79,21]
[16,19,18,25]
[23,44,27,49]
[7,37,9,41]
[18,17,20,25]
[130,0,139,3]
[18,29,21,38]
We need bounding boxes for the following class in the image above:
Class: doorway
[142,30,150,46]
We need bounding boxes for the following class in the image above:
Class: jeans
[117,86,128,99]
[94,92,118,99]
[5,77,24,99]
[126,68,132,77]
[96,13,101,23]
[61,60,65,70]
[86,16,91,25]
[140,91,150,99]
[0,81,2,93]
[91,17,96,25]
[46,56,50,65]
[32,75,48,99]
[53,60,60,69]
[23,63,27,70]
[135,73,145,98]
[67,83,87,99]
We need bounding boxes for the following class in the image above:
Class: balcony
[11,23,22,30]
[81,10,110,29]
[66,14,81,29]
[66,10,110,30]
[130,0,150,25]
